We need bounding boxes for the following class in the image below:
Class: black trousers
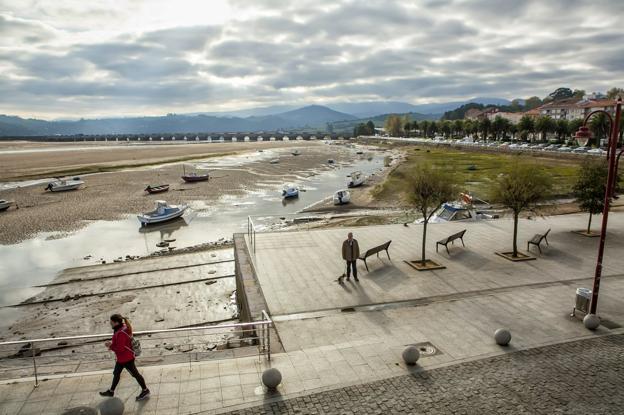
[111,359,147,391]
[346,260,357,278]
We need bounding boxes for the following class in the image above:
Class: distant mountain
[326,102,422,118]
[188,104,299,118]
[0,105,358,136]
[407,97,511,115]
[330,111,440,133]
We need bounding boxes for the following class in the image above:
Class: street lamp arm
[582,109,615,157]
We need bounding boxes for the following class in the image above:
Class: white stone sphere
[402,346,421,365]
[494,328,512,346]
[262,368,282,389]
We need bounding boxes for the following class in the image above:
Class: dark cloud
[0,0,623,118]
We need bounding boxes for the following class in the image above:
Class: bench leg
[385,249,390,261]
[538,244,542,254]
[445,244,450,255]
[364,259,369,272]
[545,237,549,246]
[527,242,530,251]
[436,243,439,253]
[460,237,465,247]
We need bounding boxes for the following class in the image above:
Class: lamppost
[574,97,622,322]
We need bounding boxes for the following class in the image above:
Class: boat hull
[145,185,170,194]
[138,205,187,225]
[48,184,82,192]
[182,175,209,183]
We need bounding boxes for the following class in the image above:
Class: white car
[558,146,572,152]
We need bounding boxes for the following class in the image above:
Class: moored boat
[333,190,351,205]
[137,200,188,226]
[291,149,301,156]
[347,171,365,188]
[0,199,14,211]
[327,159,335,164]
[145,184,170,194]
[45,178,84,192]
[181,172,209,182]
[282,184,299,199]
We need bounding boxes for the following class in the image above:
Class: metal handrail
[0,311,273,386]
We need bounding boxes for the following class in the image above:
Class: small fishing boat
[291,149,301,156]
[181,165,210,183]
[356,150,364,155]
[137,200,188,226]
[333,190,351,205]
[269,159,280,164]
[0,199,14,211]
[282,184,299,199]
[145,184,170,194]
[45,178,84,192]
[327,159,335,164]
[347,171,365,188]
[181,172,209,182]
[417,194,497,224]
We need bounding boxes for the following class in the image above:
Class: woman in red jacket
[99,314,150,401]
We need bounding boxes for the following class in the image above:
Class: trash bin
[574,288,592,315]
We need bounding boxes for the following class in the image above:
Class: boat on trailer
[45,178,84,192]
[145,184,170,194]
[138,200,188,226]
[347,171,365,188]
[333,190,351,205]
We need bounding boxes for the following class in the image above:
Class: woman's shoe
[136,389,150,401]
[99,390,114,397]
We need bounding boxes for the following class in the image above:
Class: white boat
[333,190,351,205]
[291,149,301,156]
[417,194,496,224]
[347,171,365,188]
[0,199,14,211]
[45,178,84,192]
[282,185,299,199]
[137,200,188,226]
[269,159,280,164]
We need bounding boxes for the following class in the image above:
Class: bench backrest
[530,229,551,244]
[363,240,392,257]
[443,229,466,243]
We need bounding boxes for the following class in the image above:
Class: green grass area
[372,147,581,204]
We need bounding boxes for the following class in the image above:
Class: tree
[479,117,491,140]
[384,115,403,137]
[353,122,375,136]
[420,120,430,137]
[547,87,573,101]
[572,159,619,234]
[409,164,457,265]
[525,96,543,110]
[590,112,610,146]
[428,121,438,137]
[535,116,555,141]
[441,120,451,138]
[492,116,511,140]
[606,87,624,99]
[555,119,569,141]
[572,89,586,98]
[518,115,535,141]
[493,162,553,257]
[366,120,375,135]
[452,119,464,137]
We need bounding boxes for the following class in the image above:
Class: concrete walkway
[2,212,624,414]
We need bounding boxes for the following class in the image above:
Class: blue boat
[138,200,188,226]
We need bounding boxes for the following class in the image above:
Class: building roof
[539,97,583,109]
[578,99,617,108]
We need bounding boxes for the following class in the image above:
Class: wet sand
[0,142,354,244]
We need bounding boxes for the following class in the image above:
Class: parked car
[558,146,572,152]
[572,147,588,154]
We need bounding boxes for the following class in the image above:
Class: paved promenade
[1,212,624,414]
[224,334,624,415]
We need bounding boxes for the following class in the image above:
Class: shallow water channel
[0,152,384,314]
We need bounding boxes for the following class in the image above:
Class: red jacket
[109,324,135,363]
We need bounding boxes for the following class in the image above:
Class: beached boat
[181,172,209,182]
[269,159,280,164]
[0,199,14,211]
[417,195,497,224]
[282,185,299,199]
[333,190,350,205]
[137,200,188,226]
[45,178,84,192]
[327,159,335,164]
[291,149,301,156]
[145,184,170,194]
[347,171,365,188]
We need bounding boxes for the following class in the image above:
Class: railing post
[267,322,271,361]
[31,342,39,387]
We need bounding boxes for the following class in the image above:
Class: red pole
[589,98,622,314]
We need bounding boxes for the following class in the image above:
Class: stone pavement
[2,213,624,414]
[222,334,624,415]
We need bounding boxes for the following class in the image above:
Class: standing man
[341,232,360,282]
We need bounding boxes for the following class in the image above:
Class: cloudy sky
[1,0,623,119]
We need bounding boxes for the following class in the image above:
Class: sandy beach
[0,141,358,244]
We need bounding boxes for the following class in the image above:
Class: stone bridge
[1,132,354,142]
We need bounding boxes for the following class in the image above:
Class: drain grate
[601,319,622,330]
[404,341,441,357]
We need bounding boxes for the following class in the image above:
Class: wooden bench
[436,229,466,254]
[527,228,551,253]
[358,240,392,271]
